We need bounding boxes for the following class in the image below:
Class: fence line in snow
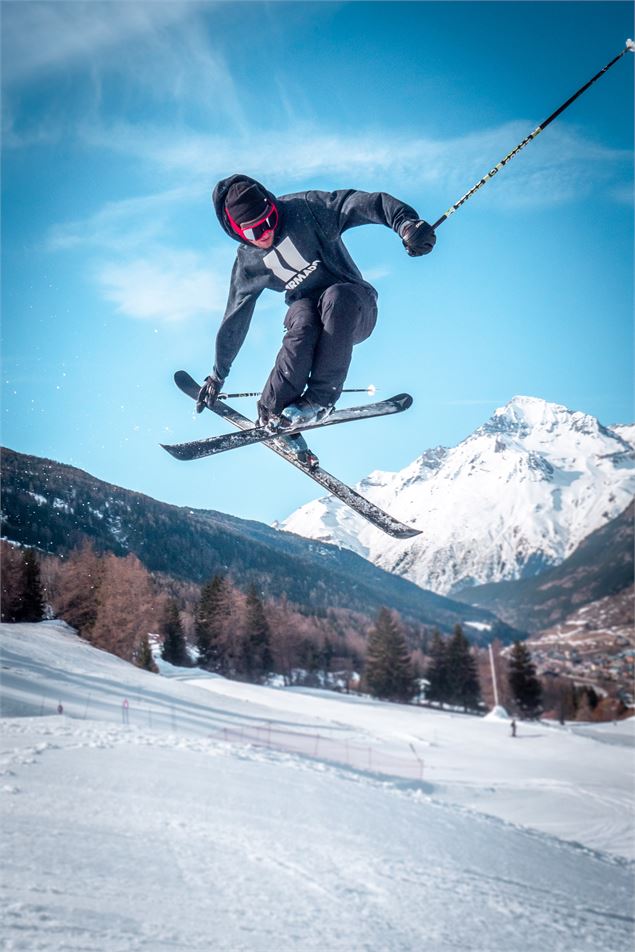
[7,694,426,782]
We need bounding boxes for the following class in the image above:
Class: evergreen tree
[445,625,482,712]
[426,630,449,706]
[161,599,188,666]
[365,608,416,703]
[507,641,543,719]
[241,586,273,682]
[15,550,46,623]
[570,685,599,723]
[196,575,232,672]
[575,688,594,723]
[136,633,158,672]
[583,686,599,711]
[320,638,336,685]
[297,638,321,686]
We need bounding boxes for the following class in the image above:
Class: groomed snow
[1,622,634,951]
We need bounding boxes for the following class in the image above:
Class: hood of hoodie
[212,174,279,245]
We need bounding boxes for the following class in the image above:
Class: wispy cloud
[3,2,197,83]
[2,0,201,84]
[45,184,230,325]
[73,118,633,210]
[362,266,392,283]
[77,120,447,185]
[2,1,248,135]
[46,186,202,253]
[97,248,228,323]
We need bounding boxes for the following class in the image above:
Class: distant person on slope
[196,174,436,454]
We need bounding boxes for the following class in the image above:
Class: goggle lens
[243,206,278,241]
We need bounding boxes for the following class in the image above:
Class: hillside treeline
[1,540,472,703]
[5,541,624,722]
[0,541,425,690]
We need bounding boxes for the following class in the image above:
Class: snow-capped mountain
[281,396,635,596]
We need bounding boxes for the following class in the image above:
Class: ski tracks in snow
[1,716,633,952]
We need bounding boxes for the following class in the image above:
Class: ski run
[1,621,633,952]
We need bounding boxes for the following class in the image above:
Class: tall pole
[489,644,500,708]
[432,40,635,230]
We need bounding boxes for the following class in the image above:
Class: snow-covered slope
[612,422,635,446]
[281,396,635,595]
[1,622,634,951]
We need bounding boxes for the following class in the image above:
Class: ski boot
[279,396,332,429]
[257,403,320,469]
[276,397,331,468]
[282,432,320,469]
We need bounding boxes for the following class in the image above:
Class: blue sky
[2,1,633,526]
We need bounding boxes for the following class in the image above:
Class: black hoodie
[211,174,419,381]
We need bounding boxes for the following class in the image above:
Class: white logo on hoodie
[263,237,321,291]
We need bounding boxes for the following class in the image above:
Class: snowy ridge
[281,396,635,595]
[1,621,634,951]
[612,422,635,447]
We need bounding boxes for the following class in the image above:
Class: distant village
[529,630,635,706]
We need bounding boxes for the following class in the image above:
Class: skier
[196,174,436,453]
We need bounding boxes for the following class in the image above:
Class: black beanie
[225,181,270,225]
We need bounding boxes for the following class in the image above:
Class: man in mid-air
[197,174,436,456]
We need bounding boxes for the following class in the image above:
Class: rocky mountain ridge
[459,500,633,632]
[0,446,515,640]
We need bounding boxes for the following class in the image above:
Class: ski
[168,371,421,540]
[162,392,412,461]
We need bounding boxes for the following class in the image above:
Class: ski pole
[217,391,270,399]
[218,385,377,400]
[432,39,635,230]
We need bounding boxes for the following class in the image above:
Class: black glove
[196,373,225,413]
[401,220,436,257]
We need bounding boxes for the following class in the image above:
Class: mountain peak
[493,395,568,427]
[481,395,607,440]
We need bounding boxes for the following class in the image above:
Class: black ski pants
[259,282,377,415]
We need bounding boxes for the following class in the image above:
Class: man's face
[248,231,276,250]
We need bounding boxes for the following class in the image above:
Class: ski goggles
[226,203,279,242]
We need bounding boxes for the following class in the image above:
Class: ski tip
[173,370,201,402]
[160,442,189,461]
[395,527,422,539]
[390,392,413,411]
